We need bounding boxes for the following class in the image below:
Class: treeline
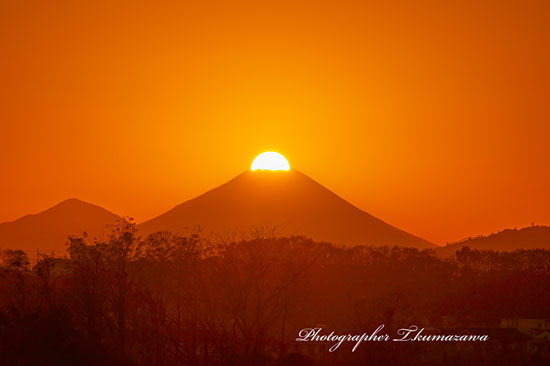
[0,219,549,365]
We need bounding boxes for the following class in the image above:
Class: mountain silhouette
[0,198,120,254]
[139,170,434,248]
[437,225,550,257]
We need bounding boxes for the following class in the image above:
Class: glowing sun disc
[251,152,290,171]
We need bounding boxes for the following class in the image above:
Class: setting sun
[251,152,290,171]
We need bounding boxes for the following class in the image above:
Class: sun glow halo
[251,152,290,171]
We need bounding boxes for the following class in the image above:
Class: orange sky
[1,0,549,244]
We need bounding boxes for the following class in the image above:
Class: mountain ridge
[0,198,120,254]
[436,225,550,257]
[138,170,435,248]
[2,184,549,255]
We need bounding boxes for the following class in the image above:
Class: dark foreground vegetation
[1,219,549,366]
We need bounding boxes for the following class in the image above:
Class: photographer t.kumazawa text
[296,325,489,352]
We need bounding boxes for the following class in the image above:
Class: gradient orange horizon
[1,0,549,244]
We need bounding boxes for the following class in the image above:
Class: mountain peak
[140,170,434,249]
[0,198,120,254]
[49,197,103,210]
[58,197,83,204]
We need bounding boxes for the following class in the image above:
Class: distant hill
[0,198,120,255]
[139,170,434,249]
[437,226,550,257]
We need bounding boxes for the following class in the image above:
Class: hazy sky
[1,0,549,244]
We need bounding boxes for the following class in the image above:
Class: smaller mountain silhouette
[437,225,550,257]
[0,198,120,255]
